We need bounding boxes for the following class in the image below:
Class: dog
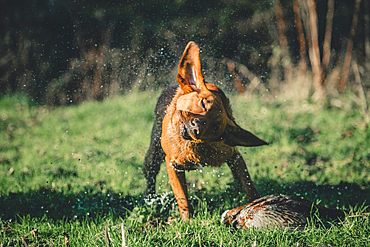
[143,41,268,221]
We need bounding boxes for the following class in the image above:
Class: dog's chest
[175,141,236,170]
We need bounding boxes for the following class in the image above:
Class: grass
[0,91,369,246]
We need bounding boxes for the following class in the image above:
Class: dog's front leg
[166,157,193,221]
[227,151,261,202]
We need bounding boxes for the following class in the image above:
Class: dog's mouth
[179,120,193,140]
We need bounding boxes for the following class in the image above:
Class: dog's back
[153,85,178,134]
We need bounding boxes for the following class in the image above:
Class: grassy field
[0,91,369,246]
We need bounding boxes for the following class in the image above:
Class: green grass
[1,91,369,246]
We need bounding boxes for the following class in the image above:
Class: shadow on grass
[1,180,368,222]
[257,180,369,209]
[0,186,140,222]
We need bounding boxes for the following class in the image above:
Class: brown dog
[143,41,268,220]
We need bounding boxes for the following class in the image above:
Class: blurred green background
[1,0,369,104]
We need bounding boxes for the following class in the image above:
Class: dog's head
[175,41,267,147]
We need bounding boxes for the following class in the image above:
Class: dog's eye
[201,99,207,111]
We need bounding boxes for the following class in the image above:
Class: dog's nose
[190,119,200,128]
[189,119,203,137]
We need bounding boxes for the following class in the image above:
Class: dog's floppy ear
[223,120,268,147]
[177,41,208,94]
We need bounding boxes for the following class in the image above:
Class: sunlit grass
[1,91,369,245]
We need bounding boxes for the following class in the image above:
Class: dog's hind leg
[227,151,260,202]
[143,123,165,195]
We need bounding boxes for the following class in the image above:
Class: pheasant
[221,194,345,229]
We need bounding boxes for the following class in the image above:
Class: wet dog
[143,41,267,220]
